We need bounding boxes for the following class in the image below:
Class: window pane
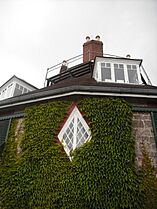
[106,63,111,68]
[16,83,19,88]
[127,65,131,70]
[77,131,82,142]
[66,138,70,144]
[76,118,89,147]
[69,132,73,140]
[0,119,10,147]
[13,88,22,97]
[114,64,118,68]
[63,133,67,140]
[67,128,70,134]
[78,121,82,129]
[82,127,85,133]
[69,121,74,130]
[152,112,157,143]
[132,65,137,70]
[20,86,24,91]
[128,70,139,84]
[24,88,27,93]
[101,63,105,67]
[84,132,89,139]
[101,68,111,80]
[114,69,124,82]
[68,142,73,150]
[101,63,111,81]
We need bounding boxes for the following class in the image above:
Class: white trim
[73,115,77,149]
[95,57,142,65]
[116,80,125,83]
[0,90,157,109]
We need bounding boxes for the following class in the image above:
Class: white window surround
[93,57,142,85]
[0,76,36,101]
[58,106,91,157]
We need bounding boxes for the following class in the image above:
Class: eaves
[0,85,157,109]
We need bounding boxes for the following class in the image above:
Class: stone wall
[133,112,157,167]
[15,118,24,155]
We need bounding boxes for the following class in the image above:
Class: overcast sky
[0,0,157,88]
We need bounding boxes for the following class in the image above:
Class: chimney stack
[83,35,103,63]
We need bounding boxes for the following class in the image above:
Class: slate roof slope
[0,61,157,111]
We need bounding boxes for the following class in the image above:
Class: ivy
[65,98,144,209]
[139,145,157,209]
[0,98,156,209]
[0,101,71,209]
[0,119,20,208]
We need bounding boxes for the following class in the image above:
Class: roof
[0,75,38,90]
[0,60,157,112]
[95,55,143,64]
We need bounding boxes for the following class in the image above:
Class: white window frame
[58,106,91,156]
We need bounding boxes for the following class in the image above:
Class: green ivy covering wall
[0,98,156,209]
[63,98,144,209]
[0,101,72,209]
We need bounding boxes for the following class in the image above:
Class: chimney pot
[86,36,90,42]
[95,35,100,41]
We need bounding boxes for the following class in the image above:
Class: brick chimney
[83,35,103,63]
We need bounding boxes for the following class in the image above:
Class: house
[0,36,157,208]
[0,36,157,162]
[0,75,38,101]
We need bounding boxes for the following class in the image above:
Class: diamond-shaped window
[58,106,90,156]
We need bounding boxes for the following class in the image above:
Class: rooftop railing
[44,54,83,87]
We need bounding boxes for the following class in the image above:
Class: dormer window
[93,57,142,85]
[58,106,91,157]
